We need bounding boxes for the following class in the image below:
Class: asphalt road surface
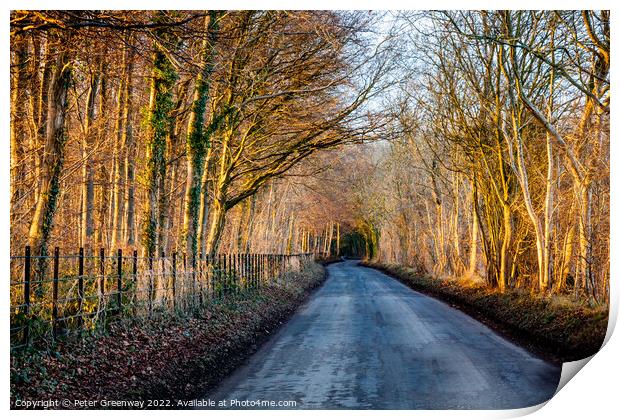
[204,260,561,409]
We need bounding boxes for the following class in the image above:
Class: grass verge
[362,261,608,364]
[11,262,326,409]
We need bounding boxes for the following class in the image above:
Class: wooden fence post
[270,255,274,283]
[232,254,237,295]
[279,254,283,279]
[132,250,137,316]
[52,247,59,337]
[99,248,105,296]
[117,249,123,316]
[99,248,105,318]
[161,251,166,308]
[198,252,203,306]
[148,256,153,317]
[222,254,227,296]
[251,254,255,289]
[245,254,249,290]
[23,245,31,344]
[182,252,187,306]
[245,254,252,289]
[78,247,84,329]
[206,253,211,301]
[285,255,289,286]
[258,254,262,288]
[242,254,246,290]
[172,252,177,310]
[227,254,232,294]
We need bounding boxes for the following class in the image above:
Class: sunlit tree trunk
[10,33,27,207]
[123,41,136,247]
[27,34,45,203]
[28,46,72,257]
[110,44,129,251]
[205,134,230,255]
[80,65,100,250]
[94,74,110,248]
[336,223,340,256]
[499,17,548,292]
[141,25,178,258]
[325,221,334,256]
[241,194,257,253]
[181,13,219,261]
[286,214,295,254]
[451,173,463,274]
[196,148,213,254]
[205,190,227,255]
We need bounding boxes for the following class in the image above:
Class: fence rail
[10,246,314,350]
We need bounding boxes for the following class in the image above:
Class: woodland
[10,10,609,309]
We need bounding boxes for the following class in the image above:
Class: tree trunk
[336,223,340,256]
[204,117,233,254]
[10,33,27,207]
[123,43,136,246]
[28,47,72,258]
[286,214,295,254]
[498,202,512,292]
[80,69,100,250]
[555,224,575,293]
[542,135,555,292]
[326,221,334,257]
[196,148,213,254]
[141,31,178,258]
[182,12,219,262]
[576,181,593,295]
[110,45,128,251]
[205,192,227,255]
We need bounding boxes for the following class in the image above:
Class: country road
[204,260,561,409]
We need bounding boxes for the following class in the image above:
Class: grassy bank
[11,262,326,409]
[363,262,608,363]
[315,255,344,266]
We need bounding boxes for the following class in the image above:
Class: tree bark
[141,26,178,258]
[28,46,72,258]
[205,191,227,255]
[123,41,136,246]
[80,66,100,250]
[10,33,27,207]
[182,12,219,262]
[110,44,129,251]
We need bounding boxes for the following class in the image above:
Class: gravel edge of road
[361,261,607,365]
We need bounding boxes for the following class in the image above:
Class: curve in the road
[203,260,561,409]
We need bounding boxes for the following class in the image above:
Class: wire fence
[10,246,314,350]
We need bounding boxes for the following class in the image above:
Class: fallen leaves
[11,264,326,409]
